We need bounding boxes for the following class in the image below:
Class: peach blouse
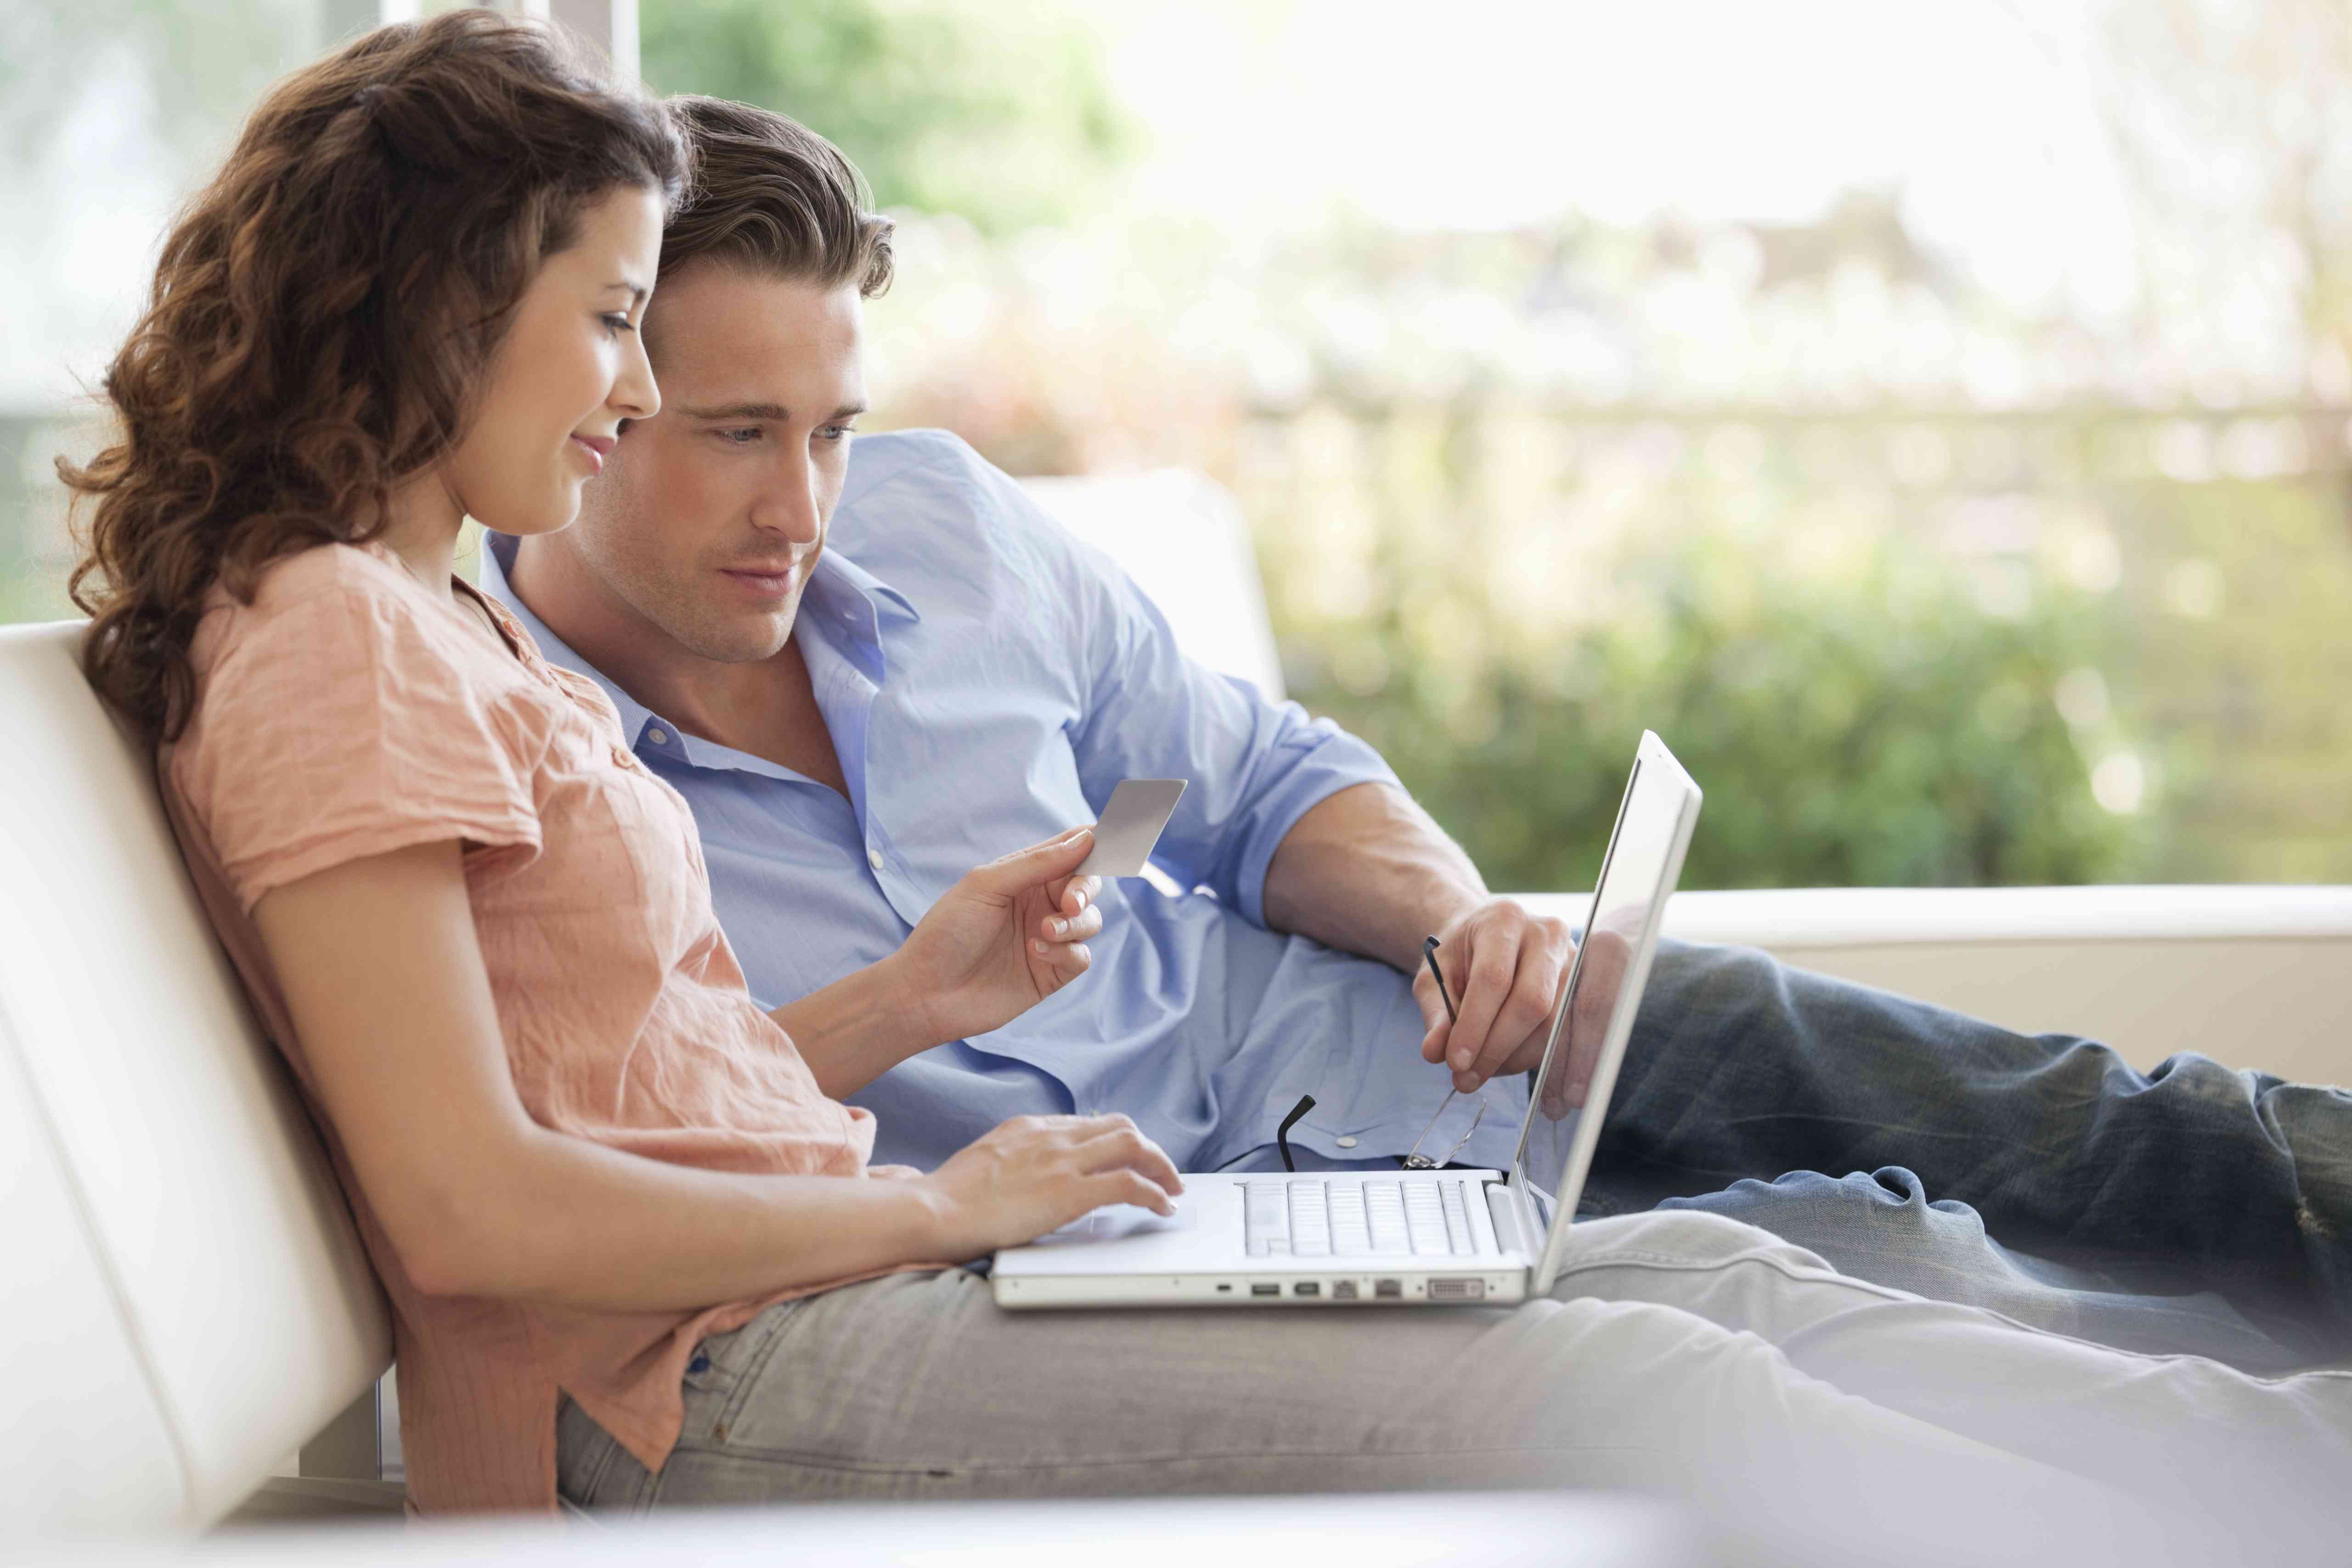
[160,542,918,1513]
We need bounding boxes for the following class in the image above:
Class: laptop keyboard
[1244,1178,1482,1257]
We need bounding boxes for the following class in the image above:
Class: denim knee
[1665,1166,1951,1221]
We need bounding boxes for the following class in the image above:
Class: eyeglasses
[1402,1087,1489,1170]
[1271,936,1493,1175]
[1401,936,1488,1168]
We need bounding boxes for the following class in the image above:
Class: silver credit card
[1075,778,1187,877]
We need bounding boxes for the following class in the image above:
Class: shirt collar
[479,531,666,748]
[477,531,921,758]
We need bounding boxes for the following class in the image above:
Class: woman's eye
[601,313,635,335]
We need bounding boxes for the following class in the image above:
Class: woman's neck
[378,471,469,595]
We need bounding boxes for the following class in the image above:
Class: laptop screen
[1507,733,1701,1280]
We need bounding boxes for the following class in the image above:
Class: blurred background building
[6,0,2349,891]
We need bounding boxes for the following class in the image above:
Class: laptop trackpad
[1031,1201,1198,1247]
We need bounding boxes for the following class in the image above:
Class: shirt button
[1336,1136,1358,1149]
[867,846,885,871]
[645,727,669,746]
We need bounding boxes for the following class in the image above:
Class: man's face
[561,262,868,664]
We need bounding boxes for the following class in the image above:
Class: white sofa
[3,471,2346,1542]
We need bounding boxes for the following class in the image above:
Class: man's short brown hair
[660,95,893,296]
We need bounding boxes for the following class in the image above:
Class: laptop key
[1327,1184,1373,1254]
[1287,1181,1334,1258]
[1365,1182,1412,1254]
[1440,1180,1472,1255]
[1404,1184,1448,1255]
[1245,1182,1289,1258]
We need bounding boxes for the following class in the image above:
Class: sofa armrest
[1508,886,2352,1087]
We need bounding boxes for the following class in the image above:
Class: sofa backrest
[1020,470,1287,701]
[0,620,391,1537]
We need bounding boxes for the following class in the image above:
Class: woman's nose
[612,333,660,422]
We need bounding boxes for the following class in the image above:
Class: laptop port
[1251,1282,1280,1297]
[1293,1281,1320,1297]
[1428,1278,1487,1301]
[1331,1280,1359,1300]
[1374,1278,1403,1299]
[1216,1283,1232,1293]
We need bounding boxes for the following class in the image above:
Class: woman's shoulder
[236,538,421,616]
[186,540,517,738]
[197,541,455,662]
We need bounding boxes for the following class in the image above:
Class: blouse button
[867,846,886,872]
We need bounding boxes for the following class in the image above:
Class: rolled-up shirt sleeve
[1047,500,1400,928]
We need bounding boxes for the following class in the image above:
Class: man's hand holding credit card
[1076,779,1187,877]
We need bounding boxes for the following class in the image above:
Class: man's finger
[1444,925,1523,1076]
[1410,961,1450,1036]
[1471,936,1565,1085]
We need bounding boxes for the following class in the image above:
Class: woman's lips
[568,434,612,474]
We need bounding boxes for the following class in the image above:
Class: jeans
[1590,941,2352,1365]
[1667,1166,2307,1370]
[556,1209,2349,1554]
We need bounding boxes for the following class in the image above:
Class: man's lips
[720,564,798,598]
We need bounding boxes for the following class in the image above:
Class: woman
[59,11,2333,1548]
[65,7,1158,1510]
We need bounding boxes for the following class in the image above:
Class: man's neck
[504,535,847,793]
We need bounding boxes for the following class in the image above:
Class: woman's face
[441,183,666,537]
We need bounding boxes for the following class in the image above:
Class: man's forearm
[1260,781,1488,973]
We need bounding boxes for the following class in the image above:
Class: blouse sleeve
[171,572,542,913]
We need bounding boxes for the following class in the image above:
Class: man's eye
[718,428,762,445]
[817,423,858,443]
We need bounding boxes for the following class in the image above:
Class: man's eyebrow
[675,401,793,422]
[673,401,871,423]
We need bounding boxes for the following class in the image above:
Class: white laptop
[994,731,1703,1309]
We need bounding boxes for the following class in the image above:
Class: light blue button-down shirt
[481,430,1525,1174]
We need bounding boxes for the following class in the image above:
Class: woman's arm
[767,828,1106,1099]
[254,838,1173,1314]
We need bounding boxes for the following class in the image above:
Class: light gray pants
[557,1211,2352,1553]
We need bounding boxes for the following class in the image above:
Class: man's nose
[754,454,823,544]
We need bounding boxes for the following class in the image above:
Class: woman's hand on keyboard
[921,1113,1184,1254]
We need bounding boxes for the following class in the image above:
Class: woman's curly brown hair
[62,8,687,742]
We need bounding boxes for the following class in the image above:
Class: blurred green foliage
[641,0,1139,235]
[1289,518,2144,893]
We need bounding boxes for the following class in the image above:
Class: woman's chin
[485,491,585,538]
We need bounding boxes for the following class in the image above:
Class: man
[486,95,2350,1371]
